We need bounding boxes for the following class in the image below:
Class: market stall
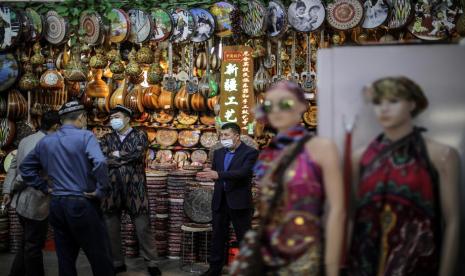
[0,0,463,267]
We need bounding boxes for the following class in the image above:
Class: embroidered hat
[110,104,134,117]
[58,101,85,116]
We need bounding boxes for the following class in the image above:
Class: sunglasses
[262,99,296,114]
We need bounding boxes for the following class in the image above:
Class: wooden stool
[181,223,212,274]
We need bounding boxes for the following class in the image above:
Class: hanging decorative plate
[3,149,17,172]
[0,118,15,149]
[241,0,268,37]
[288,0,326,32]
[26,8,44,42]
[178,130,200,147]
[267,0,288,38]
[151,8,173,42]
[156,129,178,147]
[110,9,130,44]
[128,9,153,44]
[80,12,104,46]
[361,0,389,29]
[210,2,236,38]
[177,111,198,125]
[190,8,215,43]
[0,53,19,93]
[191,149,208,164]
[200,131,219,148]
[326,0,364,31]
[45,10,69,45]
[156,149,173,162]
[386,0,413,29]
[407,0,459,41]
[0,5,22,51]
[153,109,175,124]
[170,8,195,43]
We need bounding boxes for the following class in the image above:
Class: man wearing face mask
[19,101,113,276]
[100,105,162,276]
[198,123,259,276]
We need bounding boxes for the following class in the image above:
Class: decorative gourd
[190,90,207,112]
[142,84,161,110]
[124,83,145,114]
[19,63,39,91]
[7,89,27,120]
[196,52,207,70]
[86,69,109,98]
[158,86,175,110]
[174,84,191,111]
[40,59,64,90]
[253,62,270,94]
[207,95,218,112]
[109,78,128,109]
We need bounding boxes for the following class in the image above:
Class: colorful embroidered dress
[254,127,325,275]
[349,128,441,276]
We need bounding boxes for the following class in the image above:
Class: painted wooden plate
[241,0,268,37]
[267,0,288,38]
[80,12,104,46]
[45,10,69,45]
[156,129,178,146]
[190,8,215,43]
[151,8,173,42]
[25,8,44,42]
[288,0,326,32]
[110,9,131,44]
[326,0,364,31]
[200,131,219,148]
[210,1,236,38]
[178,130,200,147]
[362,0,389,29]
[386,0,413,29]
[0,5,22,51]
[0,118,15,150]
[128,9,153,44]
[191,149,208,164]
[0,53,19,93]
[170,8,195,43]
[408,0,459,41]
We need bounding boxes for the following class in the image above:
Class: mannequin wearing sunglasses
[348,77,460,276]
[230,80,345,276]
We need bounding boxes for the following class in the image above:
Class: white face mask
[221,139,234,149]
[110,118,125,131]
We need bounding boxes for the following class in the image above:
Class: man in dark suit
[198,123,259,276]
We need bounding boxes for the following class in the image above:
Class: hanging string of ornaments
[0,0,463,153]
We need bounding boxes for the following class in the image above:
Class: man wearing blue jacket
[20,101,113,276]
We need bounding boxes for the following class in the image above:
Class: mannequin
[230,80,345,276]
[348,76,460,276]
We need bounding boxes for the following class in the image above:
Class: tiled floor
[0,251,208,276]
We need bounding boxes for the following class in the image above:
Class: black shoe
[114,264,127,274]
[201,267,222,276]
[148,266,162,276]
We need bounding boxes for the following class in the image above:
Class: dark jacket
[212,143,259,211]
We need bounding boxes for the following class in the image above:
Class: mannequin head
[366,76,428,130]
[262,80,307,133]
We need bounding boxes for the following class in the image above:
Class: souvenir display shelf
[0,0,462,264]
